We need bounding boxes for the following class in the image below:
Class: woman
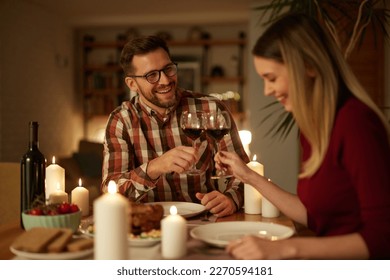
[215,13,390,259]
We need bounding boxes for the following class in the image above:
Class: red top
[298,97,390,259]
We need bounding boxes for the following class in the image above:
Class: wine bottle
[20,121,46,228]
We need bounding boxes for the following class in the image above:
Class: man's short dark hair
[120,35,171,75]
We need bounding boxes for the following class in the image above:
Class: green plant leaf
[258,101,297,141]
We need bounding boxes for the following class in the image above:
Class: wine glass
[205,110,232,179]
[180,111,206,175]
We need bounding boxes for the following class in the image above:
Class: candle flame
[252,154,257,161]
[169,205,178,215]
[78,178,82,187]
[52,156,56,164]
[107,180,117,194]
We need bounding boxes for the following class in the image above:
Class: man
[102,35,249,217]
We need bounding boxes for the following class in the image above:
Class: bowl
[22,210,82,233]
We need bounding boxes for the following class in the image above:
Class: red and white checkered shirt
[102,89,249,209]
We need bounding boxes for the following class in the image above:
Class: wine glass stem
[216,140,225,176]
[191,139,198,170]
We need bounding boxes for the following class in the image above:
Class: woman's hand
[214,151,251,183]
[226,235,296,260]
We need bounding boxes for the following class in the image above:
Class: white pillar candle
[161,205,187,259]
[48,183,68,204]
[94,180,129,260]
[244,155,263,214]
[262,179,280,218]
[46,156,65,201]
[71,178,90,216]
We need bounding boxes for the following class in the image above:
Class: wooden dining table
[0,209,313,260]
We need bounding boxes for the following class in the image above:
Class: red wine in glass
[206,128,230,142]
[182,127,204,141]
[180,111,206,175]
[205,110,232,179]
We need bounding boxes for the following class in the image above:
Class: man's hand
[196,191,236,217]
[146,146,198,179]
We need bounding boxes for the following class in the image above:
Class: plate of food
[79,203,163,247]
[79,221,161,247]
[10,227,94,260]
[145,202,206,218]
[190,221,295,248]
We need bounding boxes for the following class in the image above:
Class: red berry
[29,208,43,215]
[69,204,80,213]
[47,209,58,215]
[57,202,71,214]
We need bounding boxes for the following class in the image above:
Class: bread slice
[12,227,62,253]
[47,228,73,253]
[66,238,94,252]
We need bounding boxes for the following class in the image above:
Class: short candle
[161,205,187,259]
[48,183,68,204]
[262,179,280,218]
[71,178,89,216]
[94,180,129,260]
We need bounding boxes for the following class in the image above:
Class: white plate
[190,221,295,248]
[128,238,161,247]
[146,202,206,218]
[10,246,93,260]
[78,219,161,247]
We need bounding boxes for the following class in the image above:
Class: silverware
[201,210,210,222]
[132,189,152,203]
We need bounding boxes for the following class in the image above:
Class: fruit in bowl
[22,202,81,233]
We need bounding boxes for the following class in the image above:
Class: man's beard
[140,83,178,109]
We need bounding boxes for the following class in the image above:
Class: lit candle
[94,180,129,260]
[48,183,68,204]
[262,179,280,218]
[45,156,65,202]
[161,205,187,259]
[71,178,90,216]
[244,154,263,214]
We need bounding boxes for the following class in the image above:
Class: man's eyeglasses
[128,63,178,84]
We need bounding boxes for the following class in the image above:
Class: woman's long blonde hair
[252,13,390,178]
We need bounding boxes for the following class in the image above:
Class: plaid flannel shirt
[102,89,249,209]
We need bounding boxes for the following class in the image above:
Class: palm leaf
[258,101,297,141]
[253,0,390,49]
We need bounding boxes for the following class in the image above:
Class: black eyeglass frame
[127,62,178,84]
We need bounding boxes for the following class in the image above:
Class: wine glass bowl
[205,110,232,178]
[180,111,206,175]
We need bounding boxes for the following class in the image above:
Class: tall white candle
[94,180,129,260]
[71,178,90,216]
[244,155,263,214]
[262,179,280,218]
[161,205,187,259]
[46,156,65,201]
[48,183,68,204]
